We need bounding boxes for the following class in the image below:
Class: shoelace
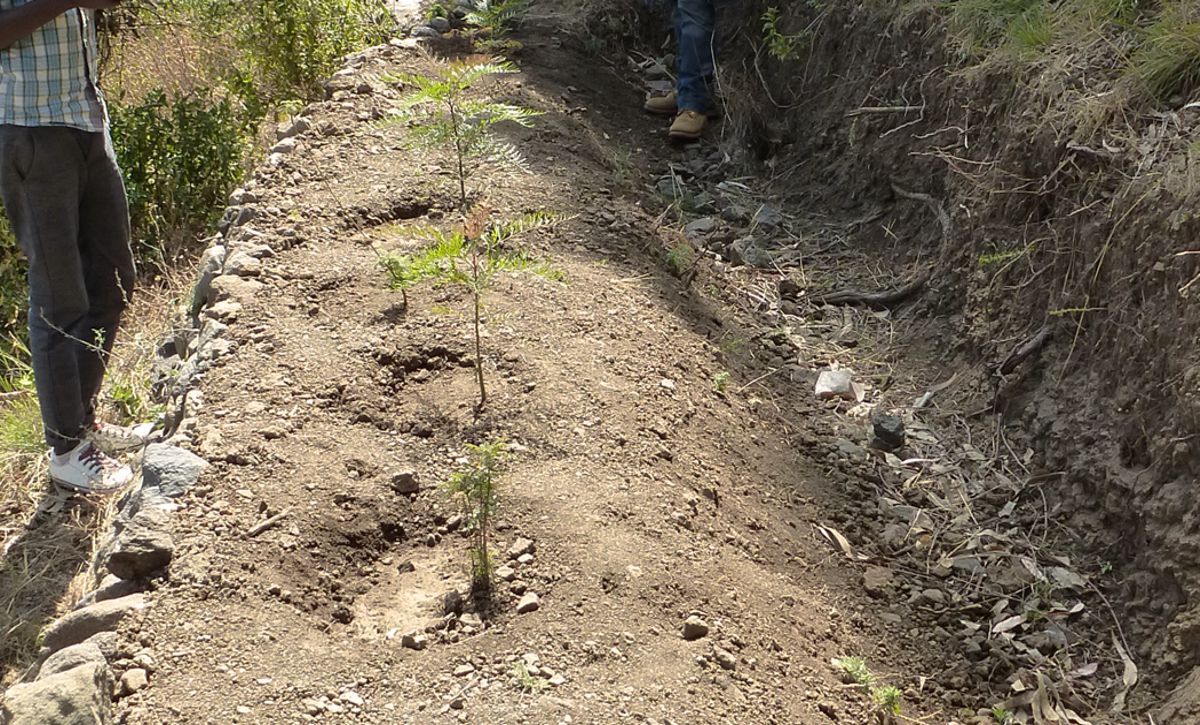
[77,444,114,476]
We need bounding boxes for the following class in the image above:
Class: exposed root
[995,322,1055,376]
[804,273,930,309]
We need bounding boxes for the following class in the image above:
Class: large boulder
[141,444,208,498]
[104,508,174,580]
[40,594,146,654]
[1,662,111,724]
[38,640,107,679]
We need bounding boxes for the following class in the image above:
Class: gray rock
[861,566,895,599]
[682,615,709,641]
[270,138,297,155]
[729,237,773,268]
[410,25,440,38]
[190,244,226,314]
[752,204,783,229]
[713,647,737,671]
[223,250,262,277]
[401,632,428,650]
[38,640,107,679]
[209,274,263,304]
[76,574,139,608]
[276,116,312,141]
[428,16,451,32]
[684,217,717,237]
[507,537,535,559]
[883,502,935,531]
[42,594,147,653]
[105,508,174,580]
[391,470,419,494]
[442,590,464,615]
[142,443,209,498]
[516,593,540,614]
[871,413,905,450]
[1,662,112,724]
[118,668,148,697]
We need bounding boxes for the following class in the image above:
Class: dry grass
[102,18,242,104]
[0,268,189,684]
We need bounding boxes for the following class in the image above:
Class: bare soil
[66,4,1169,724]
[104,32,963,725]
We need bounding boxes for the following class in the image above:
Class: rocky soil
[1,5,1155,725]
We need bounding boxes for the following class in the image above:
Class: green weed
[872,685,903,716]
[446,439,507,594]
[992,705,1015,723]
[762,7,808,61]
[1126,8,1200,100]
[509,660,548,692]
[833,655,876,687]
[713,370,731,392]
[666,239,695,277]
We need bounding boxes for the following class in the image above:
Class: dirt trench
[96,28,969,725]
[90,7,1167,725]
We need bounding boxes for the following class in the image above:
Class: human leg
[673,0,716,114]
[76,129,134,430]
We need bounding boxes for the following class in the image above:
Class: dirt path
[109,25,955,725]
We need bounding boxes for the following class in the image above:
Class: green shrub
[110,89,247,265]
[237,0,397,100]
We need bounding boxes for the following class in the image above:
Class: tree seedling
[380,59,560,410]
[388,59,539,212]
[381,211,560,409]
[445,439,506,596]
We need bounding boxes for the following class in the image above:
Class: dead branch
[846,104,925,117]
[890,181,952,240]
[247,508,292,538]
[996,323,1055,376]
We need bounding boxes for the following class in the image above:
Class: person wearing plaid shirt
[1,0,146,494]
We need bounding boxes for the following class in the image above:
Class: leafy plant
[872,685,903,716]
[110,89,247,265]
[382,59,558,410]
[762,6,807,61]
[509,660,548,693]
[235,0,396,100]
[465,0,529,39]
[992,705,1015,724]
[446,439,507,594]
[389,59,540,212]
[381,212,560,408]
[712,370,730,392]
[833,656,876,687]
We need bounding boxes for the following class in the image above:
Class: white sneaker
[87,421,152,455]
[48,442,134,494]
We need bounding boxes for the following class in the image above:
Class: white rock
[814,369,863,401]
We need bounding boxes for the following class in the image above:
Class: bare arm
[0,0,120,50]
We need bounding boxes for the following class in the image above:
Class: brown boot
[644,91,677,116]
[669,110,706,140]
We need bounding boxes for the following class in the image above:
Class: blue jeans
[0,126,134,453]
[674,0,716,113]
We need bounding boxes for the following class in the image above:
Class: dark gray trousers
[0,125,135,453]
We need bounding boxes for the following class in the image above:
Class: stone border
[0,96,330,725]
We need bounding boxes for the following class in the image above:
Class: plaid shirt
[0,3,106,131]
